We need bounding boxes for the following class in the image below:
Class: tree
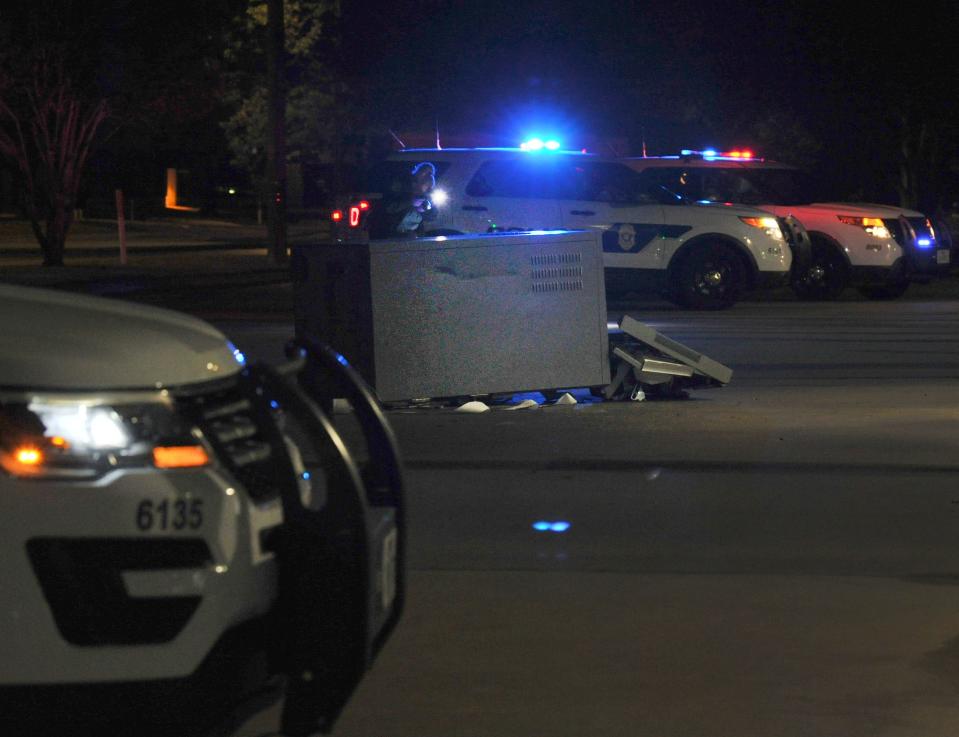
[747,111,822,169]
[221,0,349,210]
[0,52,108,266]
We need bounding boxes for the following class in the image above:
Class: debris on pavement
[502,399,540,411]
[455,400,491,413]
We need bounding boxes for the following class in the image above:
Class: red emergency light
[681,148,760,160]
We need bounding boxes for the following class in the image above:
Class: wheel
[791,240,848,300]
[671,243,746,310]
[858,280,909,300]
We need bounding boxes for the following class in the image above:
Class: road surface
[225,298,959,737]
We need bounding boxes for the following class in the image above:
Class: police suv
[338,144,805,309]
[0,284,404,736]
[622,150,950,300]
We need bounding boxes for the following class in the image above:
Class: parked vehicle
[0,284,404,737]
[335,145,802,309]
[621,150,950,300]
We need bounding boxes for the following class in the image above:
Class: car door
[560,161,666,269]
[457,157,563,233]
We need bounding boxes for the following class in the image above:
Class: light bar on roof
[521,138,562,151]
[681,148,760,160]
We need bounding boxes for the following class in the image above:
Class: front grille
[776,216,796,248]
[883,218,908,247]
[181,380,286,503]
[777,216,811,270]
[908,217,934,242]
[27,537,210,646]
[776,215,812,273]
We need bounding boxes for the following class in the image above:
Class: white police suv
[0,284,404,737]
[622,150,950,300]
[339,144,803,309]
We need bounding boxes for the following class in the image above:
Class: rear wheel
[671,243,746,310]
[791,240,848,300]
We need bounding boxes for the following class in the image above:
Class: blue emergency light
[227,341,247,365]
[521,138,562,151]
[532,520,572,533]
[681,148,759,160]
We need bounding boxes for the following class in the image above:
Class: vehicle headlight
[740,216,784,242]
[837,215,891,240]
[0,394,209,479]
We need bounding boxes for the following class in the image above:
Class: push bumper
[851,253,950,286]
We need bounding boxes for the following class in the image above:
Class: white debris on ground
[455,400,491,413]
[384,390,610,413]
[501,399,540,411]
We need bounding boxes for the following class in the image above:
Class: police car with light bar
[0,284,404,737]
[621,149,949,300]
[333,141,806,309]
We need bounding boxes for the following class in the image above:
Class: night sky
[2,1,956,207]
[343,1,955,136]
[342,1,959,204]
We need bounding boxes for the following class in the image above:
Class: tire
[671,243,746,310]
[858,280,910,300]
[791,239,848,300]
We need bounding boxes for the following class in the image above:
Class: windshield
[730,167,822,204]
[636,165,828,205]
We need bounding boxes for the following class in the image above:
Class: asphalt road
[218,297,959,737]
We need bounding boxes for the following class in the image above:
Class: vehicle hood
[687,201,773,218]
[0,284,243,391]
[797,202,925,218]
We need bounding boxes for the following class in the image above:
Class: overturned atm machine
[292,230,730,403]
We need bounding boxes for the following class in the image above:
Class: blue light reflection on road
[532,520,572,533]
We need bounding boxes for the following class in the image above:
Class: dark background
[1,0,956,214]
[340,0,959,207]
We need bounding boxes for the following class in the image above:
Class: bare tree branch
[0,52,108,265]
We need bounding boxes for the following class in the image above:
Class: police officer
[387,162,438,237]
